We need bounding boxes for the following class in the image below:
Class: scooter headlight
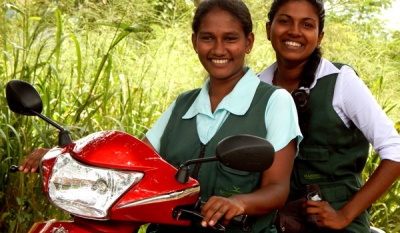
[48,153,144,219]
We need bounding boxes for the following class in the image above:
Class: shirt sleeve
[145,101,176,153]
[265,89,303,156]
[335,66,400,162]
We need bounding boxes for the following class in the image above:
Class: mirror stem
[30,109,65,131]
[183,157,219,167]
[175,157,220,184]
[30,109,73,147]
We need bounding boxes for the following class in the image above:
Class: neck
[273,69,301,93]
[274,59,307,92]
[208,76,243,113]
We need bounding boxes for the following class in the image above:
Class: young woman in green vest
[141,0,302,232]
[19,0,301,232]
[258,0,400,232]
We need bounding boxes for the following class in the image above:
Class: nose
[212,39,226,55]
[288,24,301,37]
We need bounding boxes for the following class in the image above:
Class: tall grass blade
[68,34,82,85]
[54,9,62,69]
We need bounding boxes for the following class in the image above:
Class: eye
[278,19,290,24]
[303,22,314,28]
[225,37,238,42]
[200,36,213,41]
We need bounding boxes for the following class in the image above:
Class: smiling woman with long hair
[258,0,400,232]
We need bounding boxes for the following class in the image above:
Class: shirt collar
[258,58,340,89]
[183,67,260,119]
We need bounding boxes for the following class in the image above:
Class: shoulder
[316,60,364,94]
[258,81,280,91]
[316,58,359,81]
[258,63,277,85]
[175,88,201,102]
[323,59,357,76]
[325,60,362,86]
[177,88,201,97]
[255,82,285,102]
[270,88,294,102]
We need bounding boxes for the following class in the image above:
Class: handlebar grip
[196,199,253,232]
[9,165,20,173]
[173,209,226,232]
[9,165,40,173]
[230,215,252,232]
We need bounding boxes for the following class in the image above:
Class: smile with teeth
[284,41,302,47]
[211,59,229,64]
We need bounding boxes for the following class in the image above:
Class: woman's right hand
[200,195,244,227]
[19,148,49,173]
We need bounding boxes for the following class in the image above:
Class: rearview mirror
[175,134,275,184]
[216,134,275,172]
[6,80,43,116]
[6,80,72,146]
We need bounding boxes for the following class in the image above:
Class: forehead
[276,1,319,19]
[198,8,243,33]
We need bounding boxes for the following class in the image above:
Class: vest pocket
[295,147,352,203]
[214,164,258,198]
[320,184,349,203]
[295,146,333,184]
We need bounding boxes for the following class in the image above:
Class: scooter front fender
[28,218,142,233]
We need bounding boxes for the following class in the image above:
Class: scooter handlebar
[174,198,254,232]
[9,165,20,173]
[9,165,40,173]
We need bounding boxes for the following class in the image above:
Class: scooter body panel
[39,130,200,226]
[28,218,141,233]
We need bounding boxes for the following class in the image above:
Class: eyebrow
[198,31,241,35]
[277,14,317,22]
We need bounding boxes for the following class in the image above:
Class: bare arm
[306,159,400,229]
[201,139,296,226]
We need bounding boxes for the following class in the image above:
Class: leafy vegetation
[1,0,399,232]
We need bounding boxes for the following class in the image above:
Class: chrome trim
[117,186,200,209]
[50,226,68,233]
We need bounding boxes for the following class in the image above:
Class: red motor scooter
[6,80,275,233]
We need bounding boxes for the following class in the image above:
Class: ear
[191,33,198,53]
[266,22,271,41]
[245,32,255,54]
[317,31,324,48]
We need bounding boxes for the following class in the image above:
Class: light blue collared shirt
[146,67,302,154]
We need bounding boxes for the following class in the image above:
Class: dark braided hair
[192,0,253,37]
[268,0,325,135]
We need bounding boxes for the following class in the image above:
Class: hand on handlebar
[19,148,49,173]
[200,196,244,228]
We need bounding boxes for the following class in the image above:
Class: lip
[282,40,303,49]
[210,58,230,64]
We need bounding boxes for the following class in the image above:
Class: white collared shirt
[258,58,400,162]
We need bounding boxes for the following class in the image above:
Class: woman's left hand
[303,200,350,230]
[200,195,244,227]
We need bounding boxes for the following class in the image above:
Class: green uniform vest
[159,82,279,233]
[289,63,370,232]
